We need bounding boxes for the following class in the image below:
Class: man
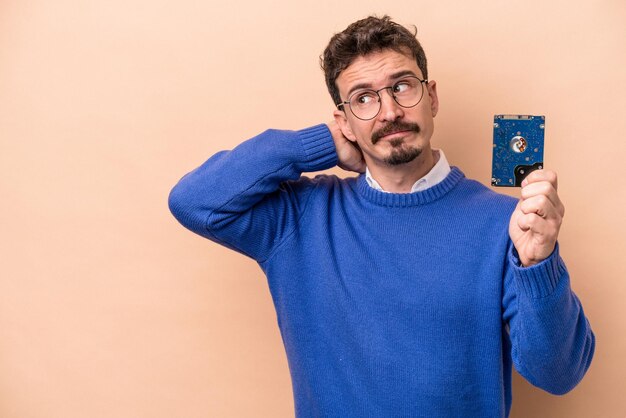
[169,15,594,417]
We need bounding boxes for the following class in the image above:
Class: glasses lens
[349,91,380,120]
[393,78,424,108]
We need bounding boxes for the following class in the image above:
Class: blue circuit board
[491,115,545,187]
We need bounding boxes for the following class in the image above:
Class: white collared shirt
[365,149,451,193]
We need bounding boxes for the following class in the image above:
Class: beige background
[1,0,625,417]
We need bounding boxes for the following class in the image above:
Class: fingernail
[521,179,528,187]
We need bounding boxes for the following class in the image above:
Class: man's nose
[378,89,404,121]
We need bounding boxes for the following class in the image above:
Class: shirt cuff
[509,243,568,298]
[297,124,338,172]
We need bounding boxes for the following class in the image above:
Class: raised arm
[503,170,595,394]
[168,124,337,261]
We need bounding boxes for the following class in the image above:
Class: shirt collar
[365,149,451,193]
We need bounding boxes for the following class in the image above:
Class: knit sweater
[168,124,595,417]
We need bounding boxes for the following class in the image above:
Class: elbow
[559,329,596,394]
[542,371,587,396]
[534,329,596,396]
[168,181,208,234]
[542,378,581,396]
[168,179,228,243]
[168,183,187,225]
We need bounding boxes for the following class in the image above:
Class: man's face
[333,49,439,169]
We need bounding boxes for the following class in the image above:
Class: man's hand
[327,121,366,173]
[509,170,565,267]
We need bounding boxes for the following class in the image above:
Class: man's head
[321,16,439,170]
[321,15,428,108]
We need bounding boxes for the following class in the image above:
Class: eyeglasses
[337,76,428,121]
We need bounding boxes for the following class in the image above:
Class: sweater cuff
[510,243,567,298]
[297,124,338,172]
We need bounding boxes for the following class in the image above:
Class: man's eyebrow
[345,70,420,98]
[389,70,419,80]
[346,82,373,99]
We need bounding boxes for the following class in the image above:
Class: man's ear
[333,109,358,143]
[426,80,439,118]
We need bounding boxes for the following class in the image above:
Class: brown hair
[320,15,428,106]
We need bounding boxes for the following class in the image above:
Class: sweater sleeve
[502,242,595,395]
[168,124,337,262]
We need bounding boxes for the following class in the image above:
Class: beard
[384,140,422,165]
[371,121,423,166]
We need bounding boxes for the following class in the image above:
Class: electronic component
[491,115,545,187]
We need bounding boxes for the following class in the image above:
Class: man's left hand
[509,170,565,267]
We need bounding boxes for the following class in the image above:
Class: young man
[169,16,594,417]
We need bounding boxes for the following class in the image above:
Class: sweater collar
[356,166,465,207]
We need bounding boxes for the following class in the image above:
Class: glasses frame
[336,76,429,121]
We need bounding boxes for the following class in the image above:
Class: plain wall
[1,0,625,416]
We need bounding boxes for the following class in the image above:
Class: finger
[516,213,561,248]
[521,169,558,190]
[520,181,565,217]
[516,212,549,234]
[519,194,560,220]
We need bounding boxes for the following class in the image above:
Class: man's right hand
[327,121,366,173]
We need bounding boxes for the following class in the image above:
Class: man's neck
[366,147,437,193]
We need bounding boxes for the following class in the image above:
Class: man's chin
[384,146,422,166]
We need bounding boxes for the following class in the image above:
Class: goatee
[384,145,422,165]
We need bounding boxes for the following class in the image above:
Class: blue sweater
[169,124,594,417]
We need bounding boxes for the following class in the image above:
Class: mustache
[371,121,420,144]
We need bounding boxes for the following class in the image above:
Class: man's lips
[379,129,412,139]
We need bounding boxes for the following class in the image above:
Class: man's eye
[393,81,411,94]
[355,92,377,105]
